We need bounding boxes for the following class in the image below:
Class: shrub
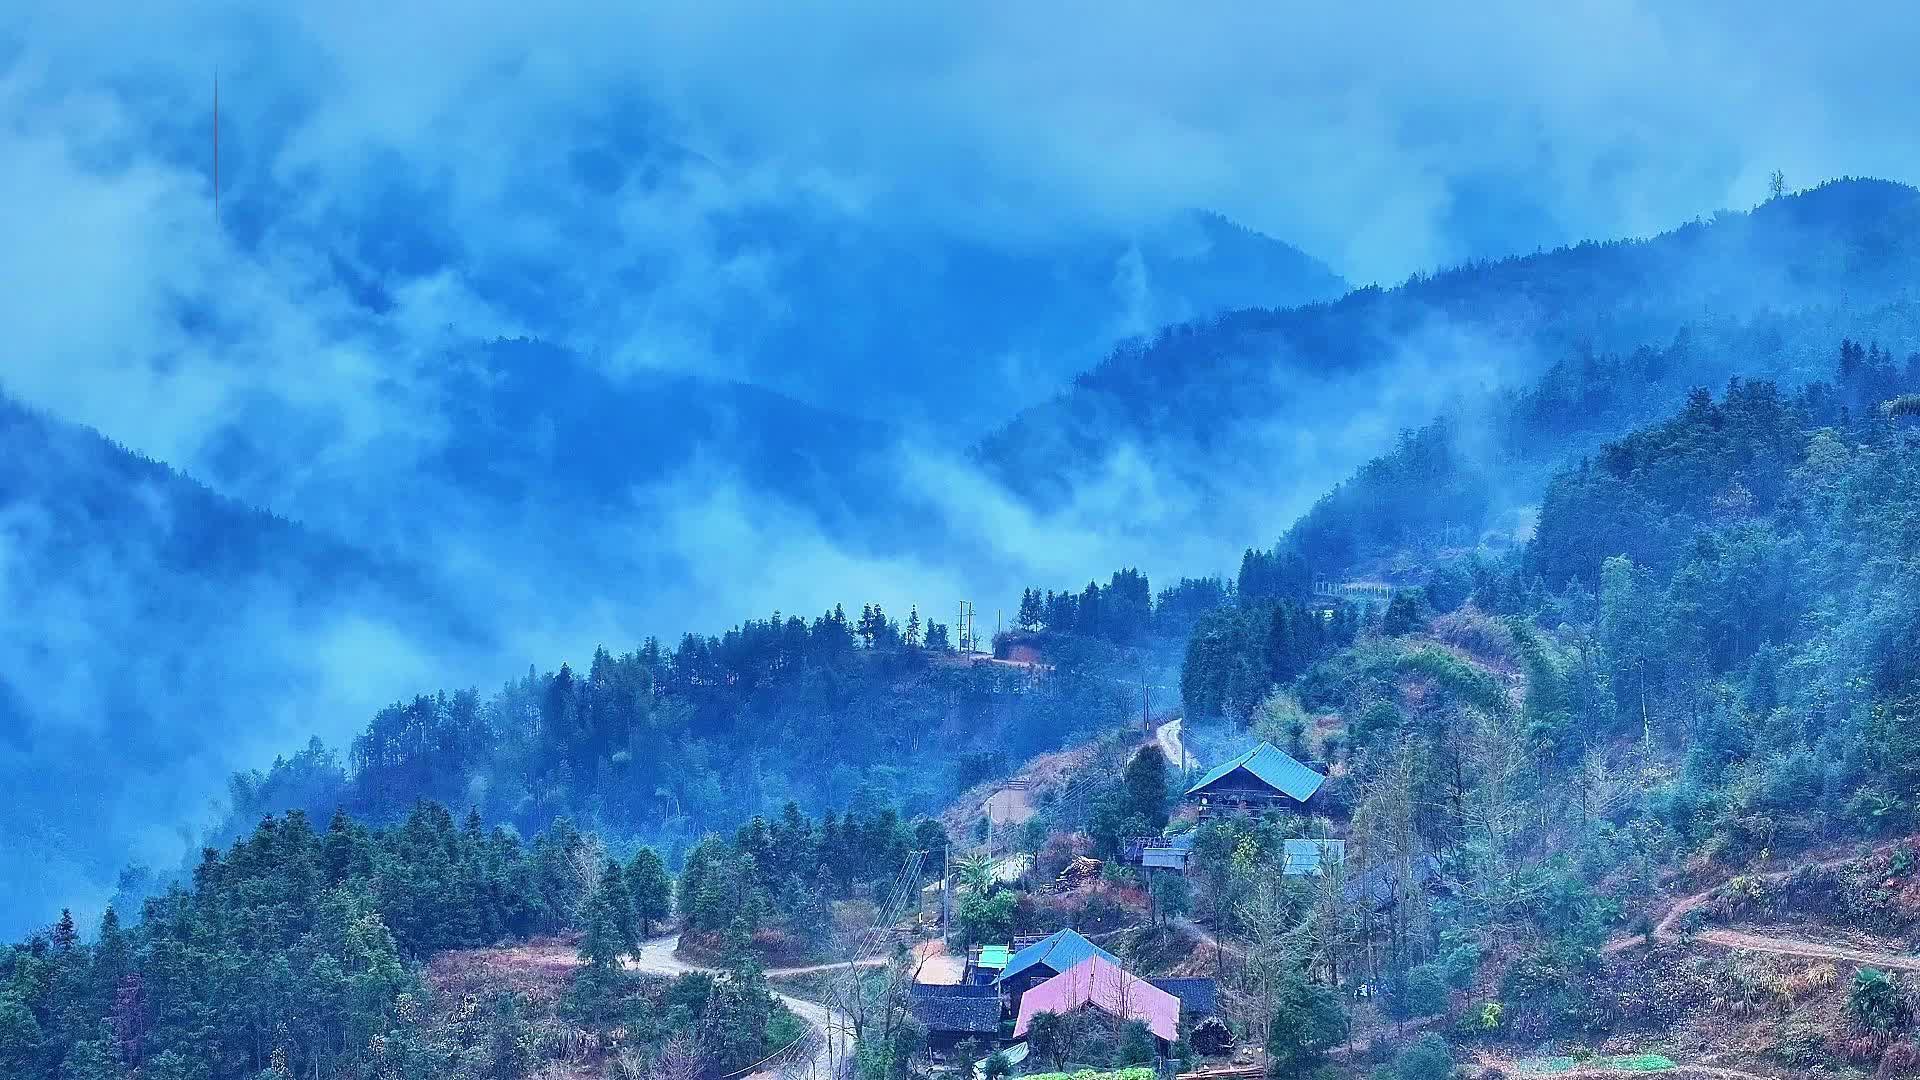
[1851,968,1911,1033]
[1382,1034,1455,1080]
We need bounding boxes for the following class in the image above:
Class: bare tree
[1232,877,1311,1051]
[1349,746,1424,983]
[1303,850,1360,988]
[652,1034,704,1080]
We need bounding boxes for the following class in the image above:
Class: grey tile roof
[908,985,1002,1034]
[1149,977,1218,1018]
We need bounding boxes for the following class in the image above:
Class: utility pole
[956,600,977,656]
[1639,656,1651,755]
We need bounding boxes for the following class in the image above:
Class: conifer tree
[626,848,674,939]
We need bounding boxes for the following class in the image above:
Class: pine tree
[579,886,624,974]
[596,860,639,957]
[1018,588,1044,631]
[1123,744,1170,827]
[626,848,674,939]
[52,909,78,951]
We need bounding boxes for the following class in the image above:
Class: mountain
[715,208,1349,429]
[429,337,898,525]
[310,124,1349,434]
[978,179,1920,562]
[0,390,475,935]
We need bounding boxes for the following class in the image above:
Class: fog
[2,2,1916,933]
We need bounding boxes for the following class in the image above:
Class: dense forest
[221,582,1174,869]
[0,795,970,1080]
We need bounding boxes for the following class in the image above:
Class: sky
[3,1,1919,929]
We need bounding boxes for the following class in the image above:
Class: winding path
[1467,1054,1779,1080]
[629,935,868,1079]
[1157,717,1188,774]
[1602,847,1920,973]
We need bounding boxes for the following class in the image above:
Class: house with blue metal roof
[994,928,1121,1012]
[1184,741,1326,815]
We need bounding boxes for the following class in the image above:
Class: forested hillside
[1189,363,1920,833]
[1268,317,1920,581]
[980,179,1920,555]
[717,208,1349,429]
[0,803,814,1080]
[1136,369,1920,1076]
[221,582,1167,869]
[0,393,474,937]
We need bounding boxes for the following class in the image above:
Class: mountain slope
[723,207,1349,428]
[978,179,1920,559]
[0,391,474,935]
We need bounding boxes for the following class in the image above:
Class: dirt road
[1157,717,1188,774]
[1603,846,1920,973]
[627,935,868,1078]
[1467,1053,1778,1080]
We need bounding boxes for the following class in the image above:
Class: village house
[994,928,1122,1013]
[1013,954,1182,1049]
[911,927,1221,1064]
[1183,740,1326,816]
[906,982,1002,1057]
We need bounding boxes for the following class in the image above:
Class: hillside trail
[1601,844,1920,972]
[628,934,872,1079]
[1465,1051,1779,1080]
[1157,717,1188,774]
[1170,915,1245,968]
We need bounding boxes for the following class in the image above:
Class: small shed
[1281,838,1346,877]
[1125,831,1198,871]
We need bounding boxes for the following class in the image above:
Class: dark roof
[1341,854,1444,910]
[997,928,1120,983]
[911,982,997,999]
[1149,977,1218,1018]
[1184,742,1326,802]
[908,987,1002,1034]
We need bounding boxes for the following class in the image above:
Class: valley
[8,15,1920,1077]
